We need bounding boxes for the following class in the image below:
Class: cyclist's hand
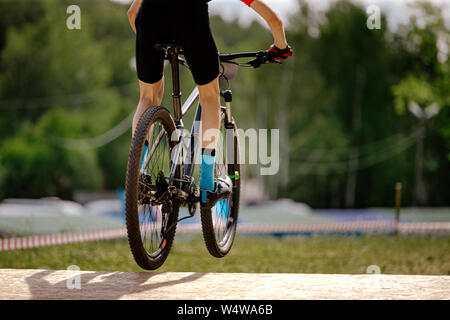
[266,44,293,62]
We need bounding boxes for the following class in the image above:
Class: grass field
[0,235,449,275]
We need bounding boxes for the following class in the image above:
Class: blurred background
[0,0,448,273]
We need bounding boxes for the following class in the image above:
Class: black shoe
[201,176,233,209]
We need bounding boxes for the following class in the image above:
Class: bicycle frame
[165,46,238,184]
[142,45,264,186]
[140,46,202,181]
[167,46,203,182]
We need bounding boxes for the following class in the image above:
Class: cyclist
[127,0,293,206]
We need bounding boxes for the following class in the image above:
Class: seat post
[169,47,182,123]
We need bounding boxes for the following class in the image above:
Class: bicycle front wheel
[125,106,180,270]
[200,111,241,258]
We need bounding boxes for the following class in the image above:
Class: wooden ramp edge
[0,269,448,300]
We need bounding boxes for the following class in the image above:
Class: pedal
[201,176,233,209]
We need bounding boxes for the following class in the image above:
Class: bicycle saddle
[154,42,184,54]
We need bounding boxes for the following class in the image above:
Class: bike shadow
[25,269,205,300]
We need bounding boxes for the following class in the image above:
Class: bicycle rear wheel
[125,106,180,270]
[200,111,241,258]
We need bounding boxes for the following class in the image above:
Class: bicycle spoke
[137,120,171,256]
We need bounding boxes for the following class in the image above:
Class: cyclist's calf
[197,78,221,150]
[132,78,165,135]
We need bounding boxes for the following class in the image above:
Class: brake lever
[248,51,283,68]
[249,58,263,69]
[247,51,267,68]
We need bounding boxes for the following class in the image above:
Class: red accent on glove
[267,44,293,61]
[241,0,256,7]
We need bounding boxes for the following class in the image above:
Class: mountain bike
[125,43,276,270]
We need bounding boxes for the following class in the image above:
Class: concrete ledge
[0,269,448,300]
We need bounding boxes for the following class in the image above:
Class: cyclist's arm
[127,0,143,34]
[248,0,288,49]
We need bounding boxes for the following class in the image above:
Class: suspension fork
[221,90,234,128]
[220,90,239,175]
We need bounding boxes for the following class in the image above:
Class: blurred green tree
[0,0,448,208]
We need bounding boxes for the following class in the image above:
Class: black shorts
[135,0,220,85]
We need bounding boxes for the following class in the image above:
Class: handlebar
[155,44,279,69]
[219,50,281,69]
[162,48,280,69]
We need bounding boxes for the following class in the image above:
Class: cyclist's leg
[197,77,223,202]
[133,0,167,136]
[176,0,220,150]
[197,77,220,151]
[176,0,221,201]
[132,78,165,135]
